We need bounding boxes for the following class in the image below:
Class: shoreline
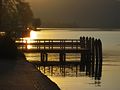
[0,56,60,90]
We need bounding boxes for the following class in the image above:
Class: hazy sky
[26,0,120,28]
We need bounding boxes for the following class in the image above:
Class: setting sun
[30,30,37,39]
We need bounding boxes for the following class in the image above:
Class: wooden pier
[16,37,103,80]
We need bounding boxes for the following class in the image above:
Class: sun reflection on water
[22,30,37,49]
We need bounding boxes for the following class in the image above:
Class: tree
[0,0,34,32]
[16,1,33,30]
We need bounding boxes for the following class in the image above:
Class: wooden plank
[19,48,89,53]
[30,61,81,66]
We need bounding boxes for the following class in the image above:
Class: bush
[0,36,19,60]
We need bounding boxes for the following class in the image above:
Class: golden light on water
[20,30,37,49]
[27,45,32,49]
[21,30,37,49]
[23,38,31,43]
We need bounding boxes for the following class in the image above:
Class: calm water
[25,28,120,90]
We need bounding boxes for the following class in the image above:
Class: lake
[25,28,120,90]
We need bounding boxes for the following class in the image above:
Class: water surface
[25,28,120,90]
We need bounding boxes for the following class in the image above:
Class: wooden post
[44,40,45,49]
[95,39,99,80]
[76,40,78,49]
[38,40,40,50]
[60,53,62,62]
[63,65,65,77]
[21,38,24,50]
[86,37,92,76]
[51,66,53,76]
[91,38,95,77]
[98,39,103,80]
[64,40,65,50]
[49,40,50,49]
[45,53,48,62]
[59,52,66,62]
[80,37,85,72]
[76,65,78,77]
[51,40,53,50]
[25,40,27,50]
[60,40,63,49]
[85,37,89,75]
[72,40,73,49]
[63,53,66,62]
[41,53,44,62]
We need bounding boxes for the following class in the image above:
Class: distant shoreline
[35,27,120,31]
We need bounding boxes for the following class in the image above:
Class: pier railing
[15,37,103,80]
[16,39,84,51]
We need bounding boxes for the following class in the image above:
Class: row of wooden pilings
[80,37,102,80]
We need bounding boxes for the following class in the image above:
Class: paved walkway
[0,59,60,90]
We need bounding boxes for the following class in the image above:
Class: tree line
[0,0,41,32]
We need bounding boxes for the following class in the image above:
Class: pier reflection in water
[32,60,102,87]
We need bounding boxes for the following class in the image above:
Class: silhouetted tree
[0,0,33,32]
[16,1,33,30]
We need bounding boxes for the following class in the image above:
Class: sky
[26,0,120,28]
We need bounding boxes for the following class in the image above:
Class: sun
[30,30,37,39]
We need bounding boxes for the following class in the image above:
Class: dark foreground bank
[0,36,60,90]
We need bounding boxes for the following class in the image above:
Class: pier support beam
[59,52,66,62]
[41,52,48,62]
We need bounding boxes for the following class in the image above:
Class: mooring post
[97,39,103,80]
[80,37,86,72]
[91,38,95,77]
[85,37,89,75]
[95,39,99,80]
[86,37,92,76]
